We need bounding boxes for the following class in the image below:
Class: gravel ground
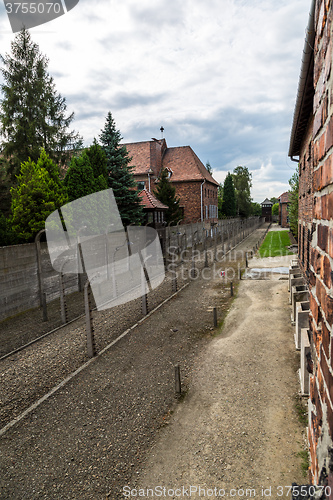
[135,254,306,499]
[0,225,296,500]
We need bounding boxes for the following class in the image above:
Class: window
[137,181,145,190]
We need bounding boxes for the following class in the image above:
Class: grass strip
[258,230,294,258]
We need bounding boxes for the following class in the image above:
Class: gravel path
[0,225,306,499]
[134,253,306,498]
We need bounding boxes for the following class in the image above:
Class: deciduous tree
[10,149,68,241]
[288,167,299,239]
[221,172,237,217]
[232,166,252,218]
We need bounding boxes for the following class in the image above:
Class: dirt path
[133,252,306,498]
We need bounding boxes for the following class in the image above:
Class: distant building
[260,198,273,222]
[123,138,219,224]
[278,192,290,228]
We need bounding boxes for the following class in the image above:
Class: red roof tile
[162,146,219,185]
[124,141,152,175]
[138,189,168,210]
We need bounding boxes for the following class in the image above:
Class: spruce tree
[64,151,107,203]
[85,139,108,183]
[0,28,81,179]
[10,149,68,241]
[99,112,143,226]
[154,168,182,225]
[221,172,237,217]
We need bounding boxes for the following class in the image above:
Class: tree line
[0,29,300,246]
[0,29,184,246]
[218,166,259,218]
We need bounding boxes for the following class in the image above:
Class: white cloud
[0,0,310,200]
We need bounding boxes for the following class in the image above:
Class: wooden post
[175,364,181,395]
[230,281,234,297]
[213,307,217,327]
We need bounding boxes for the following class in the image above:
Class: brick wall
[299,0,333,487]
[280,203,289,227]
[173,181,218,224]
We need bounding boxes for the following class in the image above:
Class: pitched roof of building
[162,146,219,185]
[123,140,219,186]
[279,192,290,203]
[261,198,273,205]
[124,141,152,175]
[138,189,168,210]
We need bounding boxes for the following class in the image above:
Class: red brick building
[123,138,219,224]
[289,0,333,487]
[278,192,290,228]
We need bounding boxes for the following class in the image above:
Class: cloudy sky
[0,0,311,202]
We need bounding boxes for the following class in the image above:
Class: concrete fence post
[59,272,68,324]
[35,229,46,307]
[42,292,48,322]
[175,364,181,395]
[213,307,218,327]
[141,266,148,316]
[84,279,96,358]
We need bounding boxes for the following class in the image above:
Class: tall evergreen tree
[10,149,68,241]
[154,168,183,225]
[85,139,108,183]
[232,165,252,217]
[64,151,107,203]
[99,112,143,226]
[0,28,81,179]
[221,172,237,217]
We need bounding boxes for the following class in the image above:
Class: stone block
[295,301,310,349]
[291,285,309,323]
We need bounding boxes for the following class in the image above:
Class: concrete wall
[0,242,78,321]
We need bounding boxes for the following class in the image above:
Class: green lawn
[258,230,294,258]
